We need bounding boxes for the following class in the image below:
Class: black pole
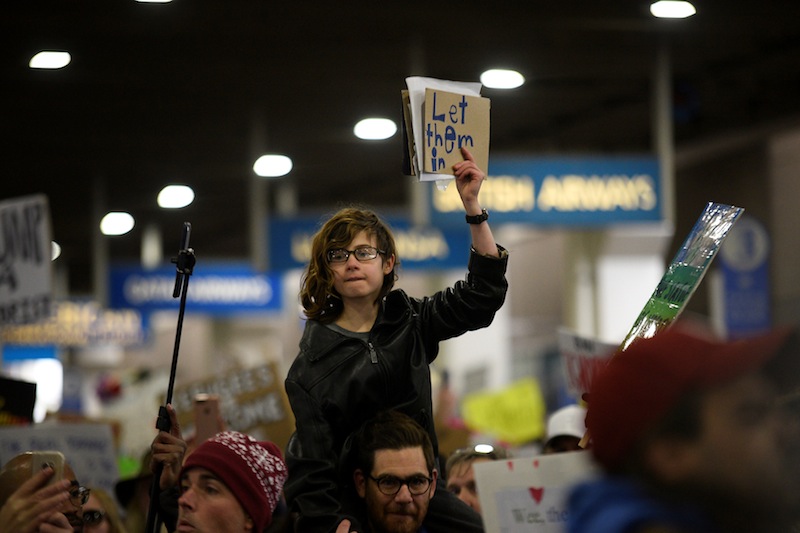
[145,222,195,533]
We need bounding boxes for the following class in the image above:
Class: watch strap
[465,208,489,224]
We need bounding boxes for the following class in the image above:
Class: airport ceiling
[4,1,800,295]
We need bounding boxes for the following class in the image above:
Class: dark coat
[284,247,508,532]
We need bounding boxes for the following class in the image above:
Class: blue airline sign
[430,156,662,227]
[109,263,281,315]
[268,216,472,271]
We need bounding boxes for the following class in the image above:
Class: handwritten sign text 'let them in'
[423,88,489,174]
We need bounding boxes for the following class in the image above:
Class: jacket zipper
[367,341,378,363]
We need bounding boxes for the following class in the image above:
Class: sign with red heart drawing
[474,451,598,532]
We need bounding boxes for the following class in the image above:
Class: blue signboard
[268,216,472,271]
[109,263,281,316]
[717,216,771,339]
[430,156,662,227]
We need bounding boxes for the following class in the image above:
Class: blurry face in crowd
[178,467,253,533]
[446,457,491,514]
[62,464,86,533]
[652,373,800,517]
[543,435,583,454]
[355,447,437,533]
[83,493,109,533]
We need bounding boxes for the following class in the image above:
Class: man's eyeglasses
[69,485,91,507]
[327,246,384,264]
[83,510,106,527]
[368,474,432,496]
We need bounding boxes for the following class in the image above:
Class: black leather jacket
[284,246,508,532]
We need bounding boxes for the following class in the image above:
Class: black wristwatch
[465,208,489,224]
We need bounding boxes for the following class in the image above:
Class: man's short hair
[353,411,434,476]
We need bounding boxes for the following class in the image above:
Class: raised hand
[150,404,188,490]
[0,467,72,533]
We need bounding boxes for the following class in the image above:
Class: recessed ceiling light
[650,1,696,18]
[253,154,293,178]
[480,69,525,89]
[51,241,62,261]
[100,212,135,236]
[158,184,195,208]
[354,118,397,140]
[29,51,71,70]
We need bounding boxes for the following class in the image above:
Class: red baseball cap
[586,325,798,470]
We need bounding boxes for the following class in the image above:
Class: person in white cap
[542,404,587,454]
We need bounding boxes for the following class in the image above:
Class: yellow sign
[462,378,546,445]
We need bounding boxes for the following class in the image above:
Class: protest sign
[422,88,490,174]
[558,328,616,399]
[462,378,546,445]
[170,362,295,450]
[404,77,489,182]
[0,195,52,326]
[0,422,118,495]
[474,451,598,532]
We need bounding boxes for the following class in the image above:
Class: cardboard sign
[0,423,119,496]
[2,300,143,346]
[170,362,296,451]
[0,375,36,425]
[0,195,52,326]
[558,328,616,399]
[404,76,488,182]
[422,88,490,174]
[474,451,599,533]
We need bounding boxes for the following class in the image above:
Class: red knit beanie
[181,431,287,532]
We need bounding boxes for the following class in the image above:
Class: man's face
[355,447,436,533]
[446,458,490,514]
[177,468,253,533]
[675,373,800,516]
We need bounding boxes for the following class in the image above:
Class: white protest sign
[474,451,599,533]
[558,328,616,399]
[0,195,52,326]
[0,423,119,495]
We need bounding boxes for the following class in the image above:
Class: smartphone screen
[193,393,222,443]
[30,450,65,486]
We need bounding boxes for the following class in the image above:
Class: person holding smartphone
[284,147,509,532]
[0,451,89,533]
